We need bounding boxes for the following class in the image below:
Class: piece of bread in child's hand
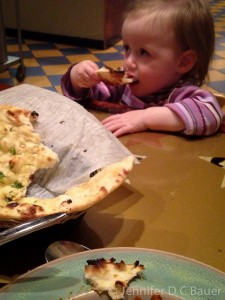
[96,66,135,86]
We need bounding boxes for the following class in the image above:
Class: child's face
[122,15,184,97]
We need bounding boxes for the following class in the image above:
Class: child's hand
[102,106,185,137]
[102,110,148,137]
[70,60,101,89]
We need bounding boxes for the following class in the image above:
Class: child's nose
[124,54,137,70]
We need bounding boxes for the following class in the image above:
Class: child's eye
[140,48,149,56]
[123,45,130,54]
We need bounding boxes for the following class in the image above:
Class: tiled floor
[0,0,225,95]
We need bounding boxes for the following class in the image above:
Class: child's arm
[165,88,223,136]
[61,62,128,112]
[102,106,185,137]
[102,88,224,137]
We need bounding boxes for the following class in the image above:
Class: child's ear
[177,50,197,74]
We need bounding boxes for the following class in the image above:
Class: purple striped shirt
[61,65,224,136]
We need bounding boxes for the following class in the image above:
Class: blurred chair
[0,83,11,91]
[215,93,225,112]
[215,93,225,133]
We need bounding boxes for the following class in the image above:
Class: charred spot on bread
[30,110,39,121]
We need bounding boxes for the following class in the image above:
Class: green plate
[1,247,225,300]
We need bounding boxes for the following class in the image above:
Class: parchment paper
[0,84,132,224]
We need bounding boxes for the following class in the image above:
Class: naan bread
[96,66,135,86]
[0,104,135,221]
[0,155,134,220]
[0,104,59,205]
[85,258,145,300]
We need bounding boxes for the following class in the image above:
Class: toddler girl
[61,0,224,137]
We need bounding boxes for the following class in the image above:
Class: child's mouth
[129,80,139,86]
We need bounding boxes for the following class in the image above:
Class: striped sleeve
[165,86,224,136]
[61,64,124,103]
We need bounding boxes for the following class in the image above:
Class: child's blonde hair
[124,0,215,86]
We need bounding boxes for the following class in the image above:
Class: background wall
[2,0,131,49]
